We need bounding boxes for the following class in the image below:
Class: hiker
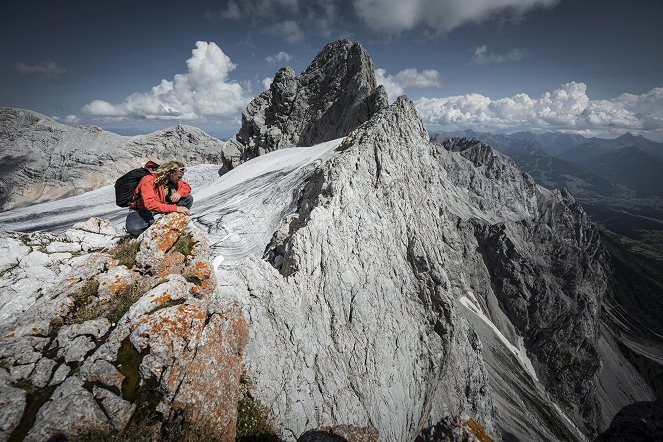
[125,161,193,237]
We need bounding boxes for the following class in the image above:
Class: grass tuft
[106,280,152,324]
[110,238,141,269]
[236,395,279,441]
[173,233,195,257]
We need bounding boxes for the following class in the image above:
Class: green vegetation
[71,279,101,323]
[106,280,151,324]
[173,233,195,257]
[236,395,279,442]
[76,410,224,442]
[116,337,145,403]
[50,279,102,336]
[110,239,141,269]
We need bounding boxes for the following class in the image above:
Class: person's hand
[176,206,190,215]
[170,191,181,202]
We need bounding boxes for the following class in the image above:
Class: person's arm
[170,180,191,202]
[176,180,191,198]
[140,177,178,213]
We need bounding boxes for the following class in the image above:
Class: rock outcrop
[0,214,247,441]
[221,39,388,172]
[0,108,225,210]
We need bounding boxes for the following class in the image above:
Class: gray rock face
[0,108,225,210]
[217,98,500,441]
[222,39,388,172]
[436,137,608,431]
[216,97,653,441]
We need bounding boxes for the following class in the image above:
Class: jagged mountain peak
[221,39,388,173]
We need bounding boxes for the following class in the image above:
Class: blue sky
[2,0,662,140]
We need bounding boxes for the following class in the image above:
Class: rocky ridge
[0,108,225,210]
[221,39,388,172]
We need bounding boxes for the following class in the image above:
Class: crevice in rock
[7,381,57,442]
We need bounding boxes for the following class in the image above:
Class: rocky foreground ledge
[0,214,248,441]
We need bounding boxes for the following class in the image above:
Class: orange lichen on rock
[170,304,248,442]
[158,251,186,277]
[106,275,129,295]
[154,214,189,252]
[130,301,248,442]
[183,260,216,298]
[152,292,172,305]
[462,418,493,442]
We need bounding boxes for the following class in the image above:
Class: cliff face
[213,96,643,441]
[221,39,388,172]
[0,109,225,210]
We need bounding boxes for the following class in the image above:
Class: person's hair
[155,161,185,186]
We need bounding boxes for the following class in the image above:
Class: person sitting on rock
[126,161,193,237]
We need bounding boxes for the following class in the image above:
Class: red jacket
[130,173,191,213]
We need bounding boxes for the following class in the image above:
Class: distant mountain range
[432,129,663,261]
[433,130,663,197]
[0,108,226,210]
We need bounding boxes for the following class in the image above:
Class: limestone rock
[128,299,247,441]
[96,265,137,302]
[26,377,112,441]
[0,372,26,440]
[81,359,125,391]
[222,39,388,172]
[49,364,70,386]
[93,386,135,431]
[29,357,56,388]
[65,217,122,251]
[135,212,189,272]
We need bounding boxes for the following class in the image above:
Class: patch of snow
[459,291,539,383]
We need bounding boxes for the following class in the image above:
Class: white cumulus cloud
[64,115,80,124]
[262,77,274,90]
[266,51,293,65]
[14,59,66,78]
[414,82,663,139]
[353,0,560,34]
[81,41,249,121]
[471,45,528,64]
[375,67,442,102]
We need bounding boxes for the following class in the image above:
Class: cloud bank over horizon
[82,42,248,122]
[415,82,663,140]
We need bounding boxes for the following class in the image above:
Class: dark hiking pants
[125,195,193,237]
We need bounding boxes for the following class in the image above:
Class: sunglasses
[177,167,185,172]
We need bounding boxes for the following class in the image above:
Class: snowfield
[0,138,342,267]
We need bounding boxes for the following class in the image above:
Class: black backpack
[114,167,153,207]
